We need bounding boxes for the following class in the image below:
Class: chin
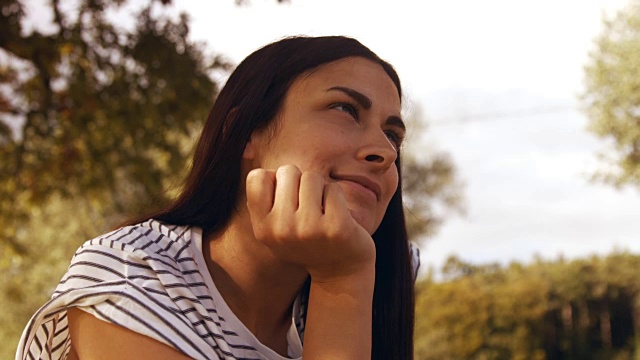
[348,208,378,235]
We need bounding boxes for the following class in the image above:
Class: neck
[203,204,309,346]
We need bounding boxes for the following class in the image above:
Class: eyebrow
[326,86,406,133]
[387,115,406,134]
[327,86,372,110]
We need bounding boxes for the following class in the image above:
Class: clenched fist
[245,164,376,282]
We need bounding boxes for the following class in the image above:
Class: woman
[17,35,418,360]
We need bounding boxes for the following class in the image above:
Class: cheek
[261,140,338,172]
[385,167,400,202]
[291,133,348,162]
[377,167,399,221]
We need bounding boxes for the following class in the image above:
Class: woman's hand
[246,164,376,358]
[245,164,376,281]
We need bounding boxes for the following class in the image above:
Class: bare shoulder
[67,308,193,360]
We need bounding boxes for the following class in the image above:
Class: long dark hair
[135,36,414,359]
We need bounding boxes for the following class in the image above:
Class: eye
[331,102,359,120]
[385,130,404,150]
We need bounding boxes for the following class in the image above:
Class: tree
[0,0,224,356]
[582,1,640,188]
[402,107,465,240]
[0,0,227,255]
[414,253,640,359]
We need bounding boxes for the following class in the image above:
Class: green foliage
[403,153,464,240]
[0,0,224,256]
[582,2,640,188]
[0,194,117,359]
[402,107,465,240]
[0,0,224,356]
[415,253,640,360]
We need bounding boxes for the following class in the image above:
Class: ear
[227,107,257,161]
[243,132,259,160]
[243,124,271,160]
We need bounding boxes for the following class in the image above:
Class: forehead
[289,57,401,110]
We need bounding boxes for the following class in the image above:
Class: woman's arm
[246,165,377,359]
[303,267,375,359]
[67,308,195,360]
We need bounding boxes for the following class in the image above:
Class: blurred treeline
[415,3,640,357]
[415,253,640,360]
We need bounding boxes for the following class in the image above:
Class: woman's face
[245,56,404,234]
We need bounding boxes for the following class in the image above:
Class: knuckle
[246,169,270,192]
[325,224,341,240]
[278,164,301,177]
[247,168,267,183]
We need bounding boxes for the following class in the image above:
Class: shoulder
[16,220,221,360]
[65,220,200,280]
[57,219,204,297]
[78,219,197,260]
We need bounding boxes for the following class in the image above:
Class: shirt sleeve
[16,238,220,360]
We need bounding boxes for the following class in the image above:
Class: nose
[357,130,398,170]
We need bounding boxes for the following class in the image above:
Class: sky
[168,0,639,275]
[25,0,640,275]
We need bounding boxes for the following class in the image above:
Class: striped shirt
[16,219,307,360]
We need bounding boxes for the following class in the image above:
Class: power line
[429,105,578,126]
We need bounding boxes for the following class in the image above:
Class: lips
[331,174,382,200]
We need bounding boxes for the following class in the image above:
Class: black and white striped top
[16,219,307,360]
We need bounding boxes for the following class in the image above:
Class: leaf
[582,2,640,188]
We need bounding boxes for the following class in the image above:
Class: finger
[273,165,302,213]
[246,168,276,220]
[323,182,350,219]
[298,171,325,216]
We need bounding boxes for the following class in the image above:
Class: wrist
[304,262,374,359]
[309,262,375,292]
